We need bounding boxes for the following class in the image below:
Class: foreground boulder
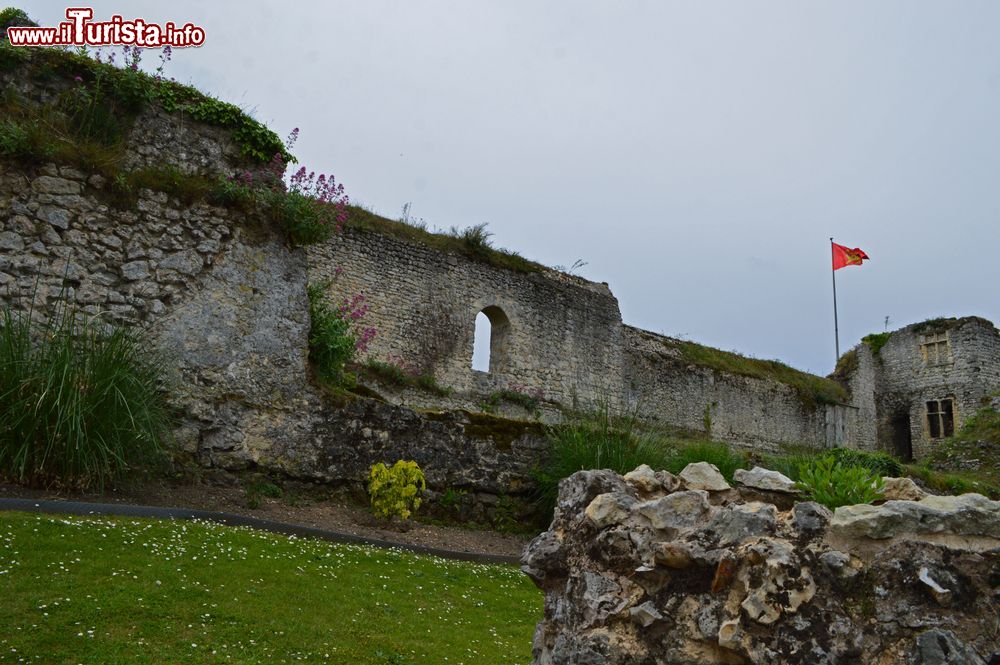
[522,464,1000,664]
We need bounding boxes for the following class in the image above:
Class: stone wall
[307,227,627,412]
[0,53,270,183]
[7,50,999,508]
[523,464,1000,664]
[842,318,1000,460]
[0,159,547,517]
[0,158,317,465]
[623,327,848,453]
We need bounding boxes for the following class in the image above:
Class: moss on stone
[462,411,546,451]
[861,332,891,355]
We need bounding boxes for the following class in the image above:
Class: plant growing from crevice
[796,455,884,509]
[363,355,453,397]
[481,385,544,415]
[861,332,891,355]
[306,279,376,387]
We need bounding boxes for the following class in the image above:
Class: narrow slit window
[471,306,510,374]
[472,312,491,372]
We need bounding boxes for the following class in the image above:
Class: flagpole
[830,237,840,363]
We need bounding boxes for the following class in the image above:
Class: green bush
[534,409,672,517]
[0,118,51,161]
[266,190,334,246]
[306,282,359,385]
[0,302,169,488]
[796,456,884,509]
[368,460,426,521]
[828,447,903,477]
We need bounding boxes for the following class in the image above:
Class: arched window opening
[471,306,510,373]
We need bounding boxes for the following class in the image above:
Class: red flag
[832,242,869,270]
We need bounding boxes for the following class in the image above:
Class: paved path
[0,497,522,566]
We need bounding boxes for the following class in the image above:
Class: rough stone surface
[523,467,1000,664]
[842,316,1000,460]
[679,462,732,491]
[829,493,1000,540]
[734,466,799,493]
[882,476,930,501]
[0,160,547,518]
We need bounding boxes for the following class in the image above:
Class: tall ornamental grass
[0,302,169,488]
[533,408,673,517]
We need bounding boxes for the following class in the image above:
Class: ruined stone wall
[623,327,847,453]
[523,464,1000,664]
[0,160,318,470]
[307,228,627,412]
[856,318,1000,459]
[0,157,547,516]
[0,57,270,183]
[842,346,879,452]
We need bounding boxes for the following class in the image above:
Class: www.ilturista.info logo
[6,7,205,48]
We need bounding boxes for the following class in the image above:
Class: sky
[24,1,1000,376]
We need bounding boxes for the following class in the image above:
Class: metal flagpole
[830,237,840,363]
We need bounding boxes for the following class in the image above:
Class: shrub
[266,160,349,247]
[0,302,169,488]
[828,447,903,477]
[306,281,375,386]
[534,408,672,518]
[368,460,426,521]
[796,456,884,509]
[0,118,51,161]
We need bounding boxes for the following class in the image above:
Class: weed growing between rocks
[362,355,453,397]
[795,455,885,509]
[306,279,376,387]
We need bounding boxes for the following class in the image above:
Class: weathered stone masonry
[843,317,1000,460]
[3,57,998,512]
[307,228,626,412]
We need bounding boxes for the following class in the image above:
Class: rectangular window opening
[926,398,955,439]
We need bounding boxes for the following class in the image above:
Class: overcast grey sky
[26,1,1000,375]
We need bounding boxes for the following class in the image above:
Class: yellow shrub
[368,460,426,521]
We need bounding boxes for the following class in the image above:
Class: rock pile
[522,463,1000,664]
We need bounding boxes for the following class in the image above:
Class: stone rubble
[523,463,1000,664]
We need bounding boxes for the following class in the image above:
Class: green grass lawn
[0,512,541,664]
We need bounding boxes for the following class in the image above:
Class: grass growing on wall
[663,338,849,406]
[0,512,541,664]
[0,33,288,164]
[346,205,546,274]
